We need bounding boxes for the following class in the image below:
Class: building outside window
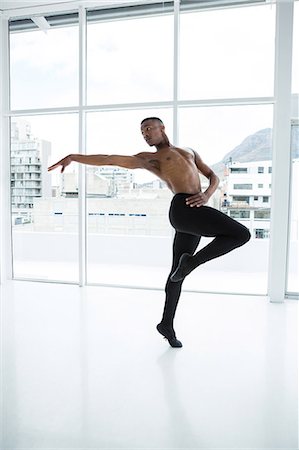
[230,210,250,219]
[233,184,253,189]
[255,210,271,219]
[11,120,51,224]
[230,167,248,173]
[255,228,270,239]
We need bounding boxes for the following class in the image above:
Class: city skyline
[11,115,280,189]
[12,117,299,242]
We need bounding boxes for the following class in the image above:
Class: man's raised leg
[170,206,251,282]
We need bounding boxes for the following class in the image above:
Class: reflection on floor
[1,280,298,449]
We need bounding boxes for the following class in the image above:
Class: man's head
[140,117,167,147]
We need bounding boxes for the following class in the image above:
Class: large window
[86,109,173,287]
[6,0,297,297]
[178,105,273,294]
[287,143,298,294]
[11,115,79,282]
[87,6,173,104]
[179,4,275,100]
[10,21,79,109]
[287,1,299,294]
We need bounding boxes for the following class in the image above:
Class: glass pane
[178,105,273,294]
[180,4,275,100]
[11,114,79,282]
[292,2,299,94]
[10,24,78,109]
[287,2,299,294]
[287,125,299,293]
[86,109,173,287]
[87,3,173,105]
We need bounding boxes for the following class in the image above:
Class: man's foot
[170,253,192,282]
[156,323,183,348]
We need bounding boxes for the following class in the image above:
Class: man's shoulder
[134,151,155,159]
[175,146,196,158]
[181,146,195,152]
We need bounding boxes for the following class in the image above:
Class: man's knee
[240,227,251,245]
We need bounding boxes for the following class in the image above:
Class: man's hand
[186,192,209,207]
[48,155,72,173]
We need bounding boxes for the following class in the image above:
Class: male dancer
[48,117,250,348]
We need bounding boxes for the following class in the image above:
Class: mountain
[212,126,299,178]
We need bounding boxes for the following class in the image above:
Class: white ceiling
[0,0,79,11]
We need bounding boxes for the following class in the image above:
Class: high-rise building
[11,119,51,224]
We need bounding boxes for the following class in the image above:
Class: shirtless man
[48,117,251,348]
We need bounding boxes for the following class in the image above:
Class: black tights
[161,193,251,329]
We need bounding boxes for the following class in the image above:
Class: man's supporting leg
[171,206,251,282]
[159,231,200,333]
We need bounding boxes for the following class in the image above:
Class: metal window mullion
[267,1,294,303]
[5,96,275,118]
[7,106,80,116]
[177,97,275,107]
[173,0,180,145]
[0,15,13,283]
[78,6,87,287]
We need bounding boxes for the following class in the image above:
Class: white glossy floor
[0,280,298,450]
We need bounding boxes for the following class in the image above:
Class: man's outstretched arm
[48,153,147,173]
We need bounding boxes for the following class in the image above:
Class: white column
[173,0,180,145]
[78,6,87,286]
[268,1,294,302]
[0,14,13,282]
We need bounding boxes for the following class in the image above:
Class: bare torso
[139,146,202,194]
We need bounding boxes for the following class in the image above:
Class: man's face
[141,120,164,146]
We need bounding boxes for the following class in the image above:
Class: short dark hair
[141,117,164,126]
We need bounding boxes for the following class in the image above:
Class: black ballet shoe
[170,253,192,282]
[156,323,183,348]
